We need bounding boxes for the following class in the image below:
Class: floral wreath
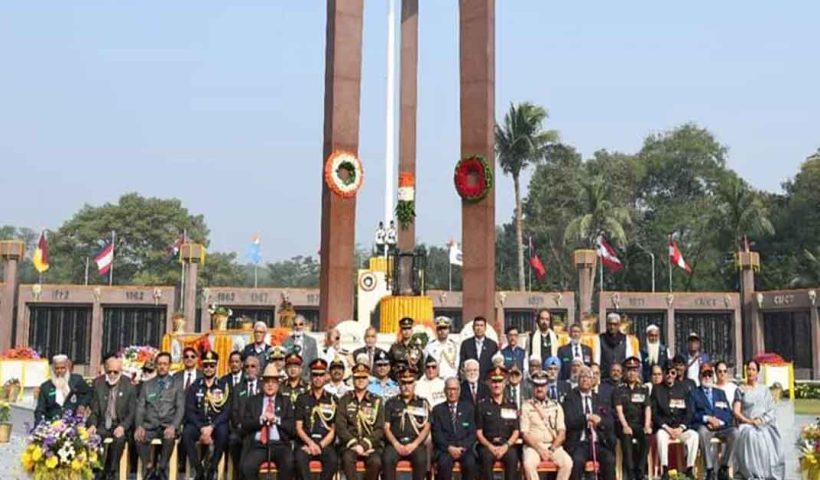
[454,154,493,201]
[395,171,416,229]
[325,151,364,198]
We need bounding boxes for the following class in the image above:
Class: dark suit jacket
[241,343,273,370]
[459,380,490,406]
[241,393,296,445]
[546,381,572,403]
[34,375,92,425]
[184,377,231,430]
[689,386,733,429]
[557,343,593,380]
[562,389,615,454]
[431,400,476,459]
[504,382,532,409]
[640,344,670,381]
[220,372,245,390]
[229,378,260,437]
[173,369,202,393]
[459,336,499,378]
[87,377,136,432]
[352,346,388,370]
[598,378,621,408]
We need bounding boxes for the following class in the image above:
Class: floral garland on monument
[395,172,416,229]
[325,151,364,198]
[454,154,493,202]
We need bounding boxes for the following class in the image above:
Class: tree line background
[2,119,819,293]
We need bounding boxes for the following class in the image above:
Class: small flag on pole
[246,234,262,265]
[94,241,114,276]
[596,237,623,272]
[528,236,547,280]
[32,231,50,273]
[448,239,463,266]
[164,233,185,262]
[669,238,691,273]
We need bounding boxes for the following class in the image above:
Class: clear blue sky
[1,2,817,261]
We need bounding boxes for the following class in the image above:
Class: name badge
[48,390,56,397]
[321,405,335,415]
[501,408,517,420]
[669,399,685,409]
[715,401,728,409]
[406,406,427,418]
[630,394,645,403]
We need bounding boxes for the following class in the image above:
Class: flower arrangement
[268,327,292,346]
[395,171,416,229]
[324,150,364,198]
[208,304,232,317]
[4,378,21,388]
[666,470,693,480]
[454,154,493,202]
[798,418,820,479]
[0,401,10,423]
[0,347,41,359]
[21,411,102,479]
[119,345,159,380]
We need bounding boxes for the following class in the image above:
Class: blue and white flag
[246,234,262,265]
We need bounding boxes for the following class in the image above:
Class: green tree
[265,256,320,288]
[495,102,559,291]
[563,175,632,249]
[712,174,774,247]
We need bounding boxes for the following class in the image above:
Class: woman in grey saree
[732,360,785,480]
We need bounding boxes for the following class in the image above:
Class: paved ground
[0,401,810,479]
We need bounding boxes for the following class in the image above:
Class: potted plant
[0,401,11,443]
[208,304,232,331]
[21,411,102,478]
[4,378,21,402]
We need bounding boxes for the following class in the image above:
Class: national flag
[596,237,623,272]
[94,242,114,276]
[164,233,185,262]
[528,236,546,280]
[668,237,691,273]
[448,239,463,266]
[246,234,262,265]
[32,231,50,273]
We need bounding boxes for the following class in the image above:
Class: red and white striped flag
[668,238,691,273]
[596,237,623,272]
[94,242,114,276]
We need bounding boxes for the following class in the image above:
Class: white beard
[52,374,71,406]
[647,341,660,365]
[106,374,121,386]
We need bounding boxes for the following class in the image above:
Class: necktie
[105,385,117,430]
[185,373,191,390]
[368,348,374,367]
[706,388,712,407]
[476,339,483,359]
[450,403,458,429]
[471,383,477,402]
[584,396,592,415]
[261,397,275,444]
[550,385,557,401]
[574,344,580,359]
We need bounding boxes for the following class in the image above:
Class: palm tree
[495,102,559,291]
[713,174,774,246]
[563,175,631,248]
[790,247,820,287]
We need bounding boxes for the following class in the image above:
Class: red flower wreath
[454,155,494,201]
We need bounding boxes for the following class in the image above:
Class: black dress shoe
[718,466,730,480]
[705,468,714,480]
[685,467,694,478]
[661,467,670,480]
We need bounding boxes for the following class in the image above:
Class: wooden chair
[136,438,178,480]
[259,460,325,479]
[537,460,599,479]
[101,437,129,480]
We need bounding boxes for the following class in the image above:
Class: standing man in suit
[475,366,520,480]
[521,371,573,480]
[684,332,711,386]
[557,323,592,380]
[282,314,319,378]
[228,355,260,480]
[689,364,736,480]
[528,309,559,362]
[504,364,531,410]
[431,377,478,480]
[239,364,295,480]
[135,352,186,480]
[353,327,388,372]
[34,354,92,425]
[242,322,273,371]
[500,325,527,373]
[544,357,571,403]
[459,316,499,379]
[87,355,136,480]
[652,361,699,479]
[563,366,616,480]
[459,359,489,405]
[174,347,202,393]
[221,350,245,389]
[424,317,460,379]
[336,363,385,480]
[641,324,670,382]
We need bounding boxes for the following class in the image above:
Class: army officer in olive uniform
[614,356,653,480]
[383,367,431,480]
[336,362,385,480]
[388,317,424,379]
[476,366,520,480]
[294,358,338,480]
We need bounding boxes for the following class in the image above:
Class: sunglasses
[295,323,305,327]
[490,379,504,384]
[107,370,120,375]
[400,381,414,386]
[665,370,677,376]
[425,365,437,369]
[247,365,259,369]
[203,364,216,369]
[717,369,728,373]
[701,371,713,377]
[184,354,197,359]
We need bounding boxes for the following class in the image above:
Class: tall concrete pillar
[573,249,597,320]
[319,0,364,329]
[459,0,496,325]
[397,0,418,253]
[0,240,25,350]
[181,243,204,332]
[738,250,761,362]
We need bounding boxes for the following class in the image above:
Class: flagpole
[668,235,673,292]
[84,257,89,286]
[254,264,258,289]
[599,253,604,293]
[109,231,115,286]
[180,229,187,310]
[527,237,532,292]
[448,260,452,292]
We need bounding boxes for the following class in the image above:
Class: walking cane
[265,419,274,480]
[589,425,600,480]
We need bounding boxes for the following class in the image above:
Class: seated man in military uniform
[240,364,295,480]
[383,366,431,480]
[476,366,520,480]
[182,351,231,480]
[368,350,399,400]
[521,370,573,480]
[336,362,385,480]
[135,352,186,480]
[294,358,338,480]
[614,356,652,480]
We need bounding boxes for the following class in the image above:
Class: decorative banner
[454,154,493,202]
[325,150,364,198]
[395,171,416,229]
